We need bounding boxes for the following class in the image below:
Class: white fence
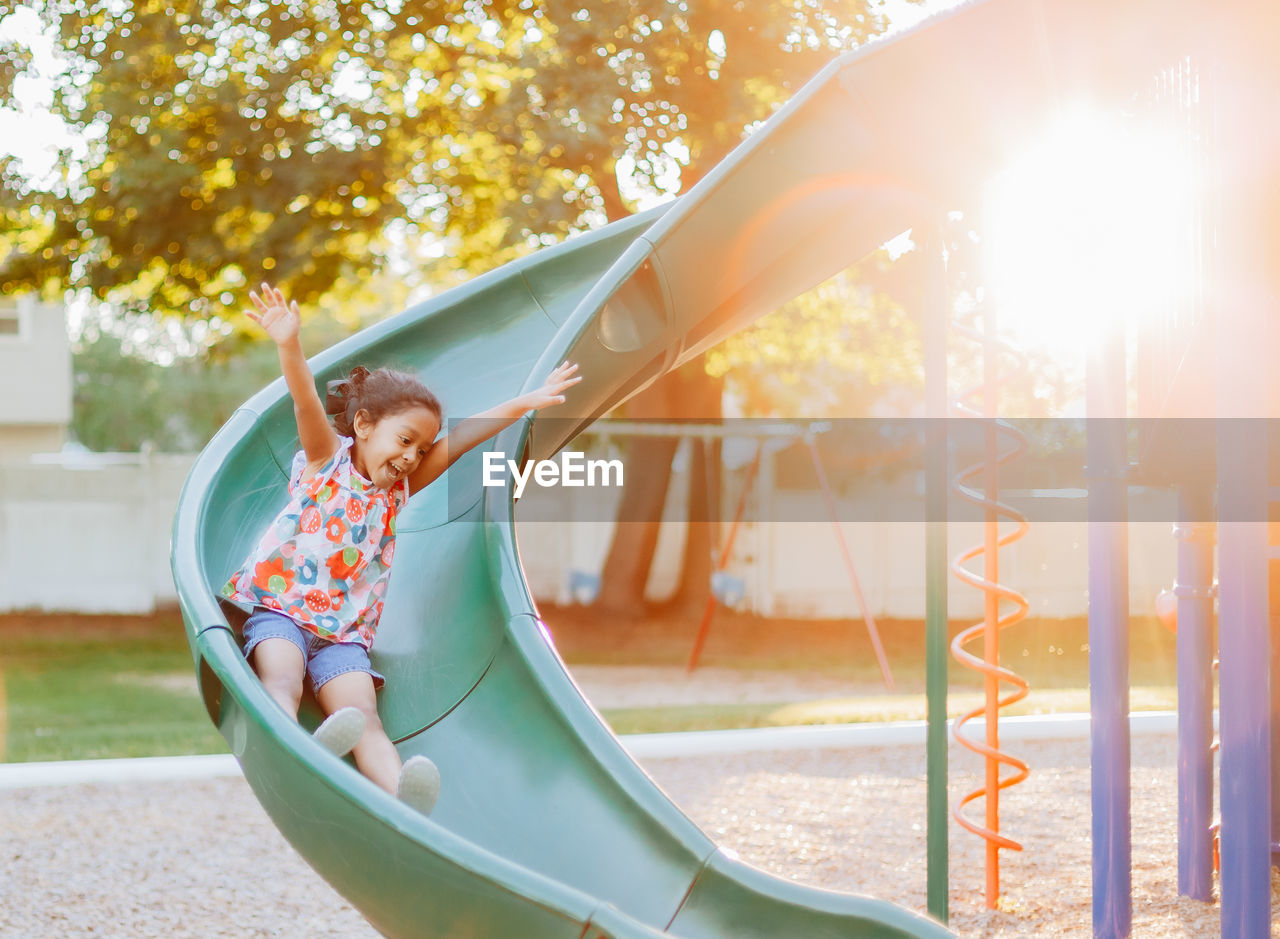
[515,485,1176,621]
[0,452,195,613]
[0,451,1175,617]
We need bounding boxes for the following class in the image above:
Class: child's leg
[251,637,307,717]
[316,671,401,794]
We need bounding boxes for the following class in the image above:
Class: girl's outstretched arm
[248,283,340,471]
[407,362,580,495]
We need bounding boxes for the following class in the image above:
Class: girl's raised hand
[247,282,301,346]
[524,361,582,410]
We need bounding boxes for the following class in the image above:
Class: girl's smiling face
[351,405,440,489]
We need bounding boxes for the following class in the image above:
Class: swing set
[588,419,895,689]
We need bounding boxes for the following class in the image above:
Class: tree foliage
[70,305,358,450]
[1,0,930,459]
[0,0,534,318]
[490,0,896,218]
[0,0,912,322]
[71,328,274,450]
[707,253,922,416]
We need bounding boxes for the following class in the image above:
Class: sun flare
[983,106,1200,357]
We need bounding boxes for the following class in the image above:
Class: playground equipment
[175,205,948,937]
[172,0,1278,936]
[918,10,1280,936]
[1120,36,1280,937]
[946,293,1031,909]
[672,421,893,689]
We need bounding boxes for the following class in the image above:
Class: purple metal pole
[1174,485,1214,901]
[1273,541,1280,868]
[1214,422,1271,937]
[1087,327,1131,939]
[1211,39,1274,933]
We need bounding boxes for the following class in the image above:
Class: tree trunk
[593,359,722,622]
[655,367,723,618]
[646,434,722,617]
[598,161,630,223]
[590,157,724,623]
[594,433,681,621]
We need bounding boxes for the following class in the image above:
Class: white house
[0,295,71,458]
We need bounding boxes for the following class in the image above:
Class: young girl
[222,283,579,814]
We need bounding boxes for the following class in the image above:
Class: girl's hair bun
[325,366,374,417]
[324,379,351,417]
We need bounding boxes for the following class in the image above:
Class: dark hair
[324,366,442,437]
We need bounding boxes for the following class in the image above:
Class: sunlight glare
[984,107,1197,356]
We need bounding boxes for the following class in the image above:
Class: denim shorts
[241,609,385,693]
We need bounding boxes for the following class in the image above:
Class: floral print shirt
[222,437,408,648]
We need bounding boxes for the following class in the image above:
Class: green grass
[542,608,1184,694]
[601,685,1181,735]
[0,611,1186,762]
[0,616,225,762]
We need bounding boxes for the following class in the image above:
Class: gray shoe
[397,755,441,815]
[313,707,365,757]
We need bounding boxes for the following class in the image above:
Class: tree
[707,254,923,417]
[0,0,922,603]
[496,0,913,619]
[482,0,898,219]
[69,304,359,451]
[0,0,544,317]
[70,328,276,451]
[0,0,913,307]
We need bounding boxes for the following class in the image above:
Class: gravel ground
[647,734,1279,937]
[2,776,375,938]
[5,731,1276,937]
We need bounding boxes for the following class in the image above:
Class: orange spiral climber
[949,298,1030,909]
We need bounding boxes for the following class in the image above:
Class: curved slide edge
[482,475,953,939]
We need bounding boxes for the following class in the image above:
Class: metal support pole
[1174,485,1214,900]
[1087,327,1131,939]
[924,230,949,923]
[1273,532,1280,868]
[1215,422,1270,936]
[1212,43,1274,934]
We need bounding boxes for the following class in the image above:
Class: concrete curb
[0,711,1184,790]
[0,753,244,790]
[621,710,1180,758]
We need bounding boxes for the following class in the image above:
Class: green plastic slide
[170,2,1129,932]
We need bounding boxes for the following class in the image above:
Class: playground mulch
[645,733,1257,938]
[0,610,1232,935]
[3,732,1270,937]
